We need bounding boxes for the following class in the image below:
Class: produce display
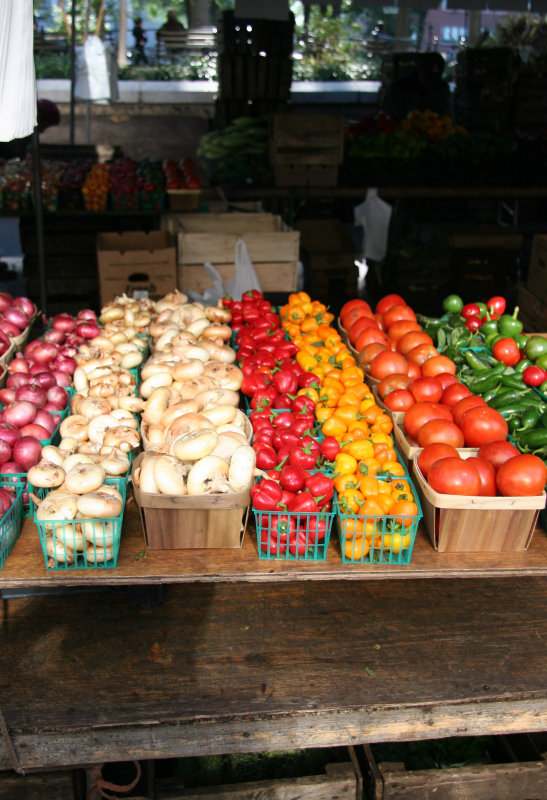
[0,274,544,573]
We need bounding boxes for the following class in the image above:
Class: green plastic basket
[32,477,127,571]
[0,486,23,569]
[254,502,335,561]
[336,477,422,566]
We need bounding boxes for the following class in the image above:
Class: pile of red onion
[0,294,36,346]
[0,402,61,474]
[42,308,100,348]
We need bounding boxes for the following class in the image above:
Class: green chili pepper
[499,374,526,390]
[515,359,533,374]
[507,414,523,433]
[465,363,506,391]
[518,407,541,431]
[498,307,523,338]
[464,351,493,371]
[489,389,530,408]
[496,401,544,418]
[514,428,547,450]
[482,385,502,404]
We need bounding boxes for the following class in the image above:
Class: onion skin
[3,306,29,332]
[12,296,35,318]
[4,400,37,428]
[15,383,47,409]
[12,436,43,471]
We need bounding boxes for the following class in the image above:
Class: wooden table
[0,502,547,772]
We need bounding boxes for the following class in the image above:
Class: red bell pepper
[251,479,283,510]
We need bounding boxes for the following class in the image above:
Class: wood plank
[177,232,300,265]
[1,497,547,589]
[178,261,298,294]
[0,769,80,799]
[0,578,546,770]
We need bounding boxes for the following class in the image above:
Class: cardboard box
[175,213,300,294]
[528,235,547,305]
[96,231,177,306]
[413,460,545,553]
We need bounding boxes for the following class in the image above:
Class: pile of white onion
[98,294,152,333]
[30,455,124,565]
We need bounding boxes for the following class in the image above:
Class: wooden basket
[413,459,545,553]
[393,420,477,474]
[132,452,250,550]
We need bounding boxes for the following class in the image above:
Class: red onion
[3,306,29,332]
[6,373,31,390]
[24,340,40,360]
[59,344,78,358]
[31,341,58,364]
[52,370,71,388]
[77,308,97,322]
[12,297,36,318]
[64,333,85,348]
[20,423,50,441]
[15,384,47,409]
[51,312,77,333]
[29,362,47,375]
[52,355,76,375]
[8,356,29,375]
[0,293,12,313]
[0,487,14,514]
[12,436,43,471]
[0,389,16,405]
[33,410,56,434]
[32,371,57,391]
[0,330,11,354]
[0,440,12,467]
[0,422,21,448]
[0,317,22,338]
[47,385,68,409]
[4,401,37,428]
[0,461,25,479]
[43,328,65,345]
[75,321,100,339]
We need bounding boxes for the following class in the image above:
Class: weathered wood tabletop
[1,576,546,771]
[1,496,547,588]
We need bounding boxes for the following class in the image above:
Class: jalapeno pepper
[464,351,495,372]
[518,407,541,431]
[499,373,527,390]
[465,363,506,392]
[514,428,547,451]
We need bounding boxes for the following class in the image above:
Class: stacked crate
[270,113,344,187]
[454,47,517,130]
[215,10,294,126]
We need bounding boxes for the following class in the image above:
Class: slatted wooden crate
[271,114,344,187]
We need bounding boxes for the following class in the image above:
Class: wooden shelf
[1,575,546,770]
[2,493,547,590]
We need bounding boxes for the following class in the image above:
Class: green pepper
[482,385,502,404]
[489,389,531,408]
[465,363,506,391]
[515,359,533,374]
[514,333,529,351]
[539,379,547,396]
[480,318,499,337]
[498,307,523,338]
[507,414,523,433]
[524,335,547,361]
[540,410,547,429]
[518,407,541,431]
[442,294,464,314]
[496,401,544,418]
[485,332,503,349]
[476,301,488,316]
[463,350,493,371]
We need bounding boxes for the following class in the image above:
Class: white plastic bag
[186,262,225,305]
[354,188,392,262]
[0,0,36,142]
[224,238,262,301]
[75,35,114,102]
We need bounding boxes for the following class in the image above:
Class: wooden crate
[132,454,250,550]
[413,459,545,553]
[175,213,300,294]
[274,163,339,188]
[359,737,547,800]
[156,747,361,800]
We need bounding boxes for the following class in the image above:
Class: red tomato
[417,443,461,480]
[458,406,508,448]
[383,389,415,412]
[397,330,434,356]
[428,457,482,496]
[354,327,389,352]
[434,373,459,391]
[477,440,521,471]
[406,361,422,381]
[375,293,406,315]
[340,299,372,318]
[378,373,412,399]
[387,320,421,342]
[383,304,417,330]
[409,377,443,404]
[452,395,487,427]
[421,354,457,377]
[406,343,440,366]
[492,337,521,367]
[466,457,497,497]
[496,454,547,497]
[403,401,454,440]
[358,342,388,371]
[441,382,472,408]
[347,315,379,345]
[369,350,409,381]
[416,419,465,449]
[341,306,375,331]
